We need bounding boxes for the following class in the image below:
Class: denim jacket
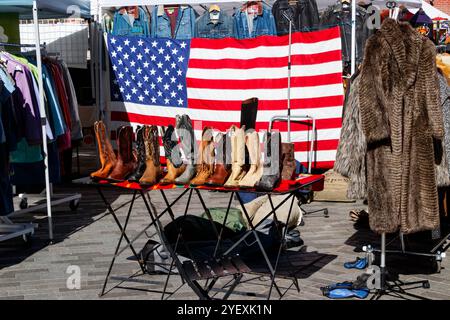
[151,5,196,40]
[233,3,277,39]
[195,11,233,39]
[112,7,149,37]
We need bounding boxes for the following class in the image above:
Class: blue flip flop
[323,288,369,299]
[344,257,368,270]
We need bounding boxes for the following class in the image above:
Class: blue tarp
[0,0,90,19]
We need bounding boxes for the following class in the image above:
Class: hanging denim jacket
[233,2,277,39]
[151,5,196,40]
[112,6,149,37]
[195,10,233,39]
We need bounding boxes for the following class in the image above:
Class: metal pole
[33,0,53,241]
[287,18,292,143]
[350,0,356,75]
[380,232,386,291]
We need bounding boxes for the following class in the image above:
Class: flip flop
[322,288,369,299]
[344,257,368,269]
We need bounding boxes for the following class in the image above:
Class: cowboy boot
[239,130,264,188]
[240,97,258,130]
[91,121,117,180]
[174,115,197,185]
[255,131,282,191]
[128,126,146,182]
[281,142,296,180]
[205,132,232,186]
[190,127,215,186]
[224,126,248,188]
[139,125,162,185]
[108,126,137,181]
[160,125,186,185]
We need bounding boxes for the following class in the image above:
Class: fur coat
[359,19,444,234]
[334,75,367,200]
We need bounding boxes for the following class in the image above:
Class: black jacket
[272,0,320,35]
[320,2,372,68]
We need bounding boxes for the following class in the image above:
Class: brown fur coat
[359,19,444,234]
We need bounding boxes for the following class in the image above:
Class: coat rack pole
[33,0,53,241]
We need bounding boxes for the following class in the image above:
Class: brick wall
[431,0,450,15]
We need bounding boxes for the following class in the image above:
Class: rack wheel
[23,234,33,247]
[432,259,442,273]
[423,281,430,289]
[69,199,80,211]
[323,209,329,218]
[19,198,28,210]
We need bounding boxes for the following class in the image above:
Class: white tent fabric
[410,0,450,20]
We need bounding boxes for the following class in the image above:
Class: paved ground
[0,149,449,300]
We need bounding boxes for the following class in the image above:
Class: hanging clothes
[359,18,443,234]
[195,5,233,39]
[0,53,42,146]
[272,0,320,35]
[60,61,82,141]
[320,1,372,73]
[151,5,196,40]
[233,1,277,39]
[334,74,367,200]
[112,6,150,37]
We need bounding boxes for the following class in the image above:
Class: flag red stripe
[111,111,342,131]
[188,50,342,69]
[186,73,343,90]
[187,95,344,110]
[190,27,341,49]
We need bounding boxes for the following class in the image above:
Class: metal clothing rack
[0,5,81,243]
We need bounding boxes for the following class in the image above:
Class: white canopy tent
[1,0,89,241]
[410,0,450,20]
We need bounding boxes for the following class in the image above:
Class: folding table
[73,174,324,299]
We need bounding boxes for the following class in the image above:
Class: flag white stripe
[186,61,343,80]
[110,102,343,121]
[189,38,342,60]
[187,84,343,101]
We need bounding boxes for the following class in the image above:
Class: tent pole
[351,0,356,75]
[33,0,53,241]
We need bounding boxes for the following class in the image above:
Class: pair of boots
[90,122,136,181]
[91,121,161,185]
[223,129,283,190]
[223,126,263,188]
[159,114,197,185]
[129,125,161,185]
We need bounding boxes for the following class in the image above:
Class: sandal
[344,257,368,270]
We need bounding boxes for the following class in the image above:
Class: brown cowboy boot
[139,125,162,185]
[281,142,296,180]
[190,127,215,186]
[160,125,186,185]
[91,121,117,180]
[205,132,232,186]
[108,126,137,181]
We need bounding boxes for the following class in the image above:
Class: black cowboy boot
[128,126,146,182]
[174,114,197,185]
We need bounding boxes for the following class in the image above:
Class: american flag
[107,26,344,169]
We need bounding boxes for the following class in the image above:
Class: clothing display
[151,5,196,40]
[359,19,443,234]
[0,52,81,197]
[320,1,371,72]
[195,5,233,39]
[233,1,277,39]
[112,6,150,37]
[272,0,320,35]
